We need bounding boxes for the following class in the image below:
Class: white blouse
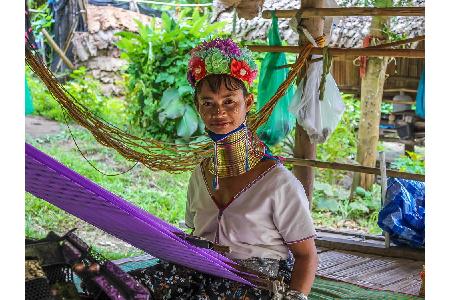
[185,163,316,260]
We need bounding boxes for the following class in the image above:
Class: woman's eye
[224,99,234,105]
[202,102,211,107]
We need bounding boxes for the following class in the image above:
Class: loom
[25,143,281,292]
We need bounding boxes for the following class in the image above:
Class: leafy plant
[28,1,54,63]
[391,151,425,174]
[26,67,128,127]
[116,10,226,141]
[314,181,381,221]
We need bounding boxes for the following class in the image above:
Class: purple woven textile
[25,143,255,286]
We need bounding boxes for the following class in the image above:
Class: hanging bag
[288,55,345,144]
[256,13,295,146]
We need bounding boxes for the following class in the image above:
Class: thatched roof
[213,0,425,47]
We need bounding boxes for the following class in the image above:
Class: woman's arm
[287,238,318,296]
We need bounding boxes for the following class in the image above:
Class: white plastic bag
[289,55,346,144]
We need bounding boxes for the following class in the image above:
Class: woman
[132,38,317,300]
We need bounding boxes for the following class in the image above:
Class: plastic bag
[256,14,295,146]
[288,56,345,143]
[378,178,425,248]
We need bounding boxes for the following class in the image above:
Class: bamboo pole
[41,29,75,70]
[247,45,424,58]
[261,7,425,19]
[283,157,425,182]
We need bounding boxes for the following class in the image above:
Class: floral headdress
[187,38,258,90]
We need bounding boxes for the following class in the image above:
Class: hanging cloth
[256,13,295,146]
[25,77,34,115]
[415,69,425,119]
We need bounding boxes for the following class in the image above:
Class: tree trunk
[352,15,390,192]
[293,0,325,210]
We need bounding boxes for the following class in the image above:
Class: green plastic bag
[25,77,34,115]
[256,13,295,146]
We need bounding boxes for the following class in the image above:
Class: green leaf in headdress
[205,48,230,74]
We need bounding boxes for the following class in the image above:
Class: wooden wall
[332,41,424,97]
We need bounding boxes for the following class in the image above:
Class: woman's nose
[213,105,225,116]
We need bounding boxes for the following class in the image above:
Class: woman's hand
[287,238,318,296]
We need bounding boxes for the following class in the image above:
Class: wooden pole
[77,0,87,26]
[261,7,425,19]
[41,29,76,70]
[284,157,425,182]
[247,45,424,58]
[379,152,391,248]
[55,17,79,72]
[293,0,324,209]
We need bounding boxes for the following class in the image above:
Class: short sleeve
[184,171,196,229]
[272,171,316,244]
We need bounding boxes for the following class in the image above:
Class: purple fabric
[25,143,256,286]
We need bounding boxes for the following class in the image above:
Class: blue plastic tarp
[378,178,425,248]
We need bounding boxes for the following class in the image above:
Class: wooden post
[41,29,75,70]
[293,0,325,209]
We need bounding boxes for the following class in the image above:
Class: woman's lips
[210,122,230,127]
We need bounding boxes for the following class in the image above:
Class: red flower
[230,59,255,85]
[189,57,206,81]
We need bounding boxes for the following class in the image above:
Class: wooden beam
[247,45,425,58]
[41,29,75,70]
[384,88,418,93]
[367,35,425,49]
[284,157,425,181]
[315,235,424,261]
[262,7,425,19]
[382,99,415,105]
[379,136,424,146]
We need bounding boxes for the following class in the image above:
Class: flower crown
[187,38,258,90]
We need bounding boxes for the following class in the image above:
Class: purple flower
[198,38,241,57]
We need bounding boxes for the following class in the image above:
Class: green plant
[28,1,54,63]
[116,10,226,141]
[391,151,425,174]
[26,67,129,127]
[314,182,381,223]
[316,94,359,182]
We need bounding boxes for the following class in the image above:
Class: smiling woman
[130,38,318,299]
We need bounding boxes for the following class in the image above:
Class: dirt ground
[25,116,64,138]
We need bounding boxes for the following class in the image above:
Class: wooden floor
[316,247,423,296]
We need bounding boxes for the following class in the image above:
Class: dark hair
[194,74,249,106]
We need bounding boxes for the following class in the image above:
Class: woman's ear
[245,94,254,113]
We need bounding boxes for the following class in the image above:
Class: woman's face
[196,81,254,134]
